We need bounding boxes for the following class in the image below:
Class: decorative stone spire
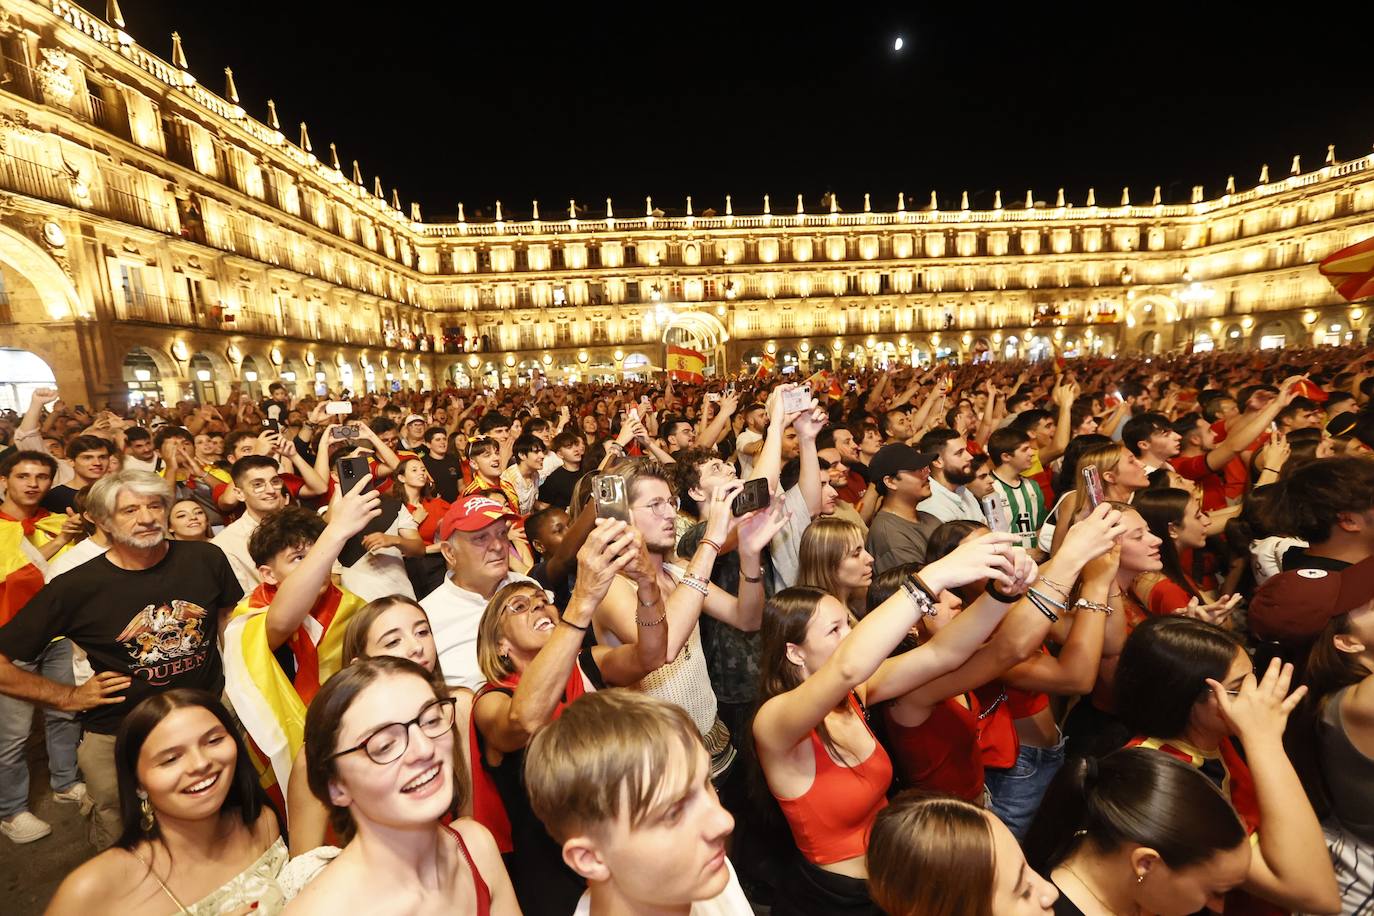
[458,202,466,222]
[863,193,871,212]
[495,200,503,221]
[796,193,804,214]
[1152,186,1161,205]
[1259,164,1269,183]
[645,195,653,216]
[1086,187,1096,206]
[391,189,401,211]
[933,190,942,210]
[763,193,771,215]
[1290,155,1301,175]
[569,199,579,220]
[224,67,239,103]
[266,99,280,130]
[171,31,188,69]
[352,160,362,185]
[830,194,839,214]
[1120,186,1130,206]
[1226,175,1235,194]
[107,0,125,28]
[725,195,733,216]
[1326,144,1336,165]
[1024,190,1033,209]
[686,195,693,216]
[605,197,613,219]
[960,190,969,210]
[373,175,383,198]
[1055,188,1065,207]
[1191,185,1204,203]
[994,190,1002,209]
[411,202,422,222]
[299,122,312,152]
[898,192,906,211]
[329,142,340,170]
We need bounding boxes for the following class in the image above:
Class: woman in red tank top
[878,508,1125,820]
[288,657,519,915]
[752,531,1035,915]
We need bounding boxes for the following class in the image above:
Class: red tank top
[774,694,893,865]
[973,683,1019,769]
[883,694,985,801]
[444,824,492,916]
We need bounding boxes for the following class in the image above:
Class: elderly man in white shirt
[420,494,536,691]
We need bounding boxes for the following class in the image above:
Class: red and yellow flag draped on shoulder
[0,511,67,626]
[222,580,367,801]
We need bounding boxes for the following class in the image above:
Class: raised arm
[1212,660,1340,914]
[754,531,1024,756]
[1208,376,1303,472]
[263,483,381,649]
[792,404,827,517]
[696,392,739,450]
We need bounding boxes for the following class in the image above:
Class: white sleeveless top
[603,563,719,738]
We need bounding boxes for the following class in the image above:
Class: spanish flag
[755,352,777,379]
[222,581,366,797]
[666,345,706,383]
[0,514,67,626]
[1320,235,1374,303]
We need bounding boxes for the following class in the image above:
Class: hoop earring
[138,791,155,833]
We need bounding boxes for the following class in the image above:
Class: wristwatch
[900,572,938,617]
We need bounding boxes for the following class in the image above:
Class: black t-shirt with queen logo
[0,541,243,734]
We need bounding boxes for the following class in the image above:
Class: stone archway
[663,310,729,377]
[0,222,83,323]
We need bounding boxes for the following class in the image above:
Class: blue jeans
[984,733,1066,840]
[0,639,81,819]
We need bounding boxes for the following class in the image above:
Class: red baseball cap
[438,493,514,541]
[1249,554,1374,642]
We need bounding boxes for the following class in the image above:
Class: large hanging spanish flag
[1320,235,1374,302]
[222,581,366,797]
[666,344,706,383]
[0,514,67,626]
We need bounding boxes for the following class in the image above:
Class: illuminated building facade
[2,0,1372,408]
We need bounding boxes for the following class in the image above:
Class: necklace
[1060,864,1129,916]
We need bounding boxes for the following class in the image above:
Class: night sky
[82,1,1374,222]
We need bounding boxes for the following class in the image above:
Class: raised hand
[738,495,791,559]
[326,477,383,538]
[921,531,1023,594]
[1058,502,1129,567]
[703,479,747,543]
[1206,657,1306,746]
[573,518,640,604]
[1184,593,1242,627]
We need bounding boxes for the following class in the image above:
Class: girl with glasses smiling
[284,656,519,915]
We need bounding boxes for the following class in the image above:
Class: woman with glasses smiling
[472,516,669,915]
[283,655,519,915]
[1110,616,1339,914]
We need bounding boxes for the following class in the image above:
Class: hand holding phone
[594,475,631,524]
[1082,465,1105,508]
[732,477,771,517]
[336,456,372,495]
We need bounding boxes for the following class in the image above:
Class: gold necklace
[1060,864,1129,916]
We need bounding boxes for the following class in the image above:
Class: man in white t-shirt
[731,402,767,479]
[211,455,287,594]
[526,690,753,916]
[420,494,535,690]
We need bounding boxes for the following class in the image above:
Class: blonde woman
[795,517,875,617]
[1049,440,1150,556]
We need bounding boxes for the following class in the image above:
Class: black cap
[869,444,933,494]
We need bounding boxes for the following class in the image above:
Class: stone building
[1,0,1371,409]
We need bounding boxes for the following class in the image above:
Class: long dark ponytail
[1023,748,1246,875]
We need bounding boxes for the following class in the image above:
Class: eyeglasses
[329,697,457,765]
[634,497,679,517]
[246,477,284,493]
[503,593,552,617]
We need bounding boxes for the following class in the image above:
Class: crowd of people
[0,342,1371,915]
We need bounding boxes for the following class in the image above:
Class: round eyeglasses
[329,697,457,765]
[503,593,553,617]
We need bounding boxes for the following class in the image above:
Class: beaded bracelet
[679,574,710,597]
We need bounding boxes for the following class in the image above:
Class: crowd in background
[0,343,1372,915]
